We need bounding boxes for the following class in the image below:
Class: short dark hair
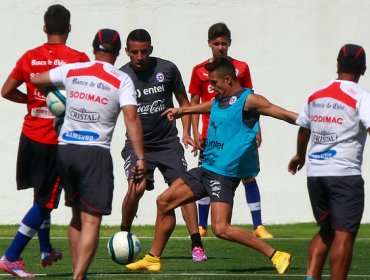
[44,4,70,35]
[126,29,151,48]
[208,22,231,41]
[205,57,236,78]
[337,44,366,76]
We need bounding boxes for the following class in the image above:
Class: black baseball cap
[337,44,366,73]
[92,29,121,53]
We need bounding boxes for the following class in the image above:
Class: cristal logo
[308,150,337,160]
[68,108,100,123]
[312,131,337,144]
[156,72,165,82]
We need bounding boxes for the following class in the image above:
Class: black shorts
[307,176,364,233]
[57,144,114,215]
[16,133,61,209]
[183,167,240,205]
[122,140,188,190]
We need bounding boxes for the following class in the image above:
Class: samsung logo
[62,130,99,141]
[308,150,336,160]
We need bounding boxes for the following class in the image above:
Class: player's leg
[306,226,333,279]
[68,207,81,273]
[120,177,146,231]
[196,149,210,236]
[126,170,205,271]
[157,141,206,260]
[330,231,356,280]
[120,145,148,231]
[197,197,210,236]
[327,175,364,280]
[72,211,102,280]
[242,177,273,238]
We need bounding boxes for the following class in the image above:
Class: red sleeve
[242,63,253,89]
[188,67,201,96]
[10,54,27,82]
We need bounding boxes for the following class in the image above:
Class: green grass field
[1,223,370,279]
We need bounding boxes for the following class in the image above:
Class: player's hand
[131,159,146,183]
[182,134,197,156]
[288,155,305,175]
[193,131,204,151]
[161,108,183,123]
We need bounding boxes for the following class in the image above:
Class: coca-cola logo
[137,99,166,115]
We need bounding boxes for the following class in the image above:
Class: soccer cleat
[192,246,208,262]
[0,255,35,278]
[198,226,208,237]
[41,250,62,267]
[126,254,161,271]
[253,225,274,239]
[271,251,291,274]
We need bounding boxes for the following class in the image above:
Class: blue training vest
[202,88,260,178]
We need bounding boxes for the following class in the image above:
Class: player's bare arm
[288,127,310,175]
[245,93,298,124]
[175,91,195,151]
[162,99,214,122]
[31,71,54,95]
[123,105,146,181]
[190,94,203,151]
[1,77,27,103]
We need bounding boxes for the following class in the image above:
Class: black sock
[190,233,202,249]
[120,224,131,232]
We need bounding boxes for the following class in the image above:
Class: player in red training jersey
[189,22,273,239]
[0,5,89,279]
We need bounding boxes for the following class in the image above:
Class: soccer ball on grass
[107,231,141,264]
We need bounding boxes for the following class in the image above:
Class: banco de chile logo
[156,72,164,82]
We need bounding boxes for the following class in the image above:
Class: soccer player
[126,57,295,274]
[288,44,369,280]
[189,22,273,238]
[31,28,145,280]
[0,5,89,278]
[119,29,207,261]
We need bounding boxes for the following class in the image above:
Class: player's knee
[211,223,229,239]
[156,193,171,213]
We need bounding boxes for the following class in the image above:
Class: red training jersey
[188,57,252,138]
[10,43,89,144]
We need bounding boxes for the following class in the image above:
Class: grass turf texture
[0,223,370,279]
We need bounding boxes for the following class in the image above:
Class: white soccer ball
[46,88,66,117]
[107,231,141,265]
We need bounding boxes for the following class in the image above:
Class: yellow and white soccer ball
[107,231,141,265]
[46,88,66,117]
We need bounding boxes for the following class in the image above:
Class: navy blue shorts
[307,175,364,233]
[182,167,240,205]
[16,133,61,209]
[57,144,114,215]
[122,140,188,190]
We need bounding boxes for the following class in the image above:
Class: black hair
[337,44,366,76]
[208,22,231,41]
[205,57,236,78]
[44,4,70,35]
[126,29,151,48]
